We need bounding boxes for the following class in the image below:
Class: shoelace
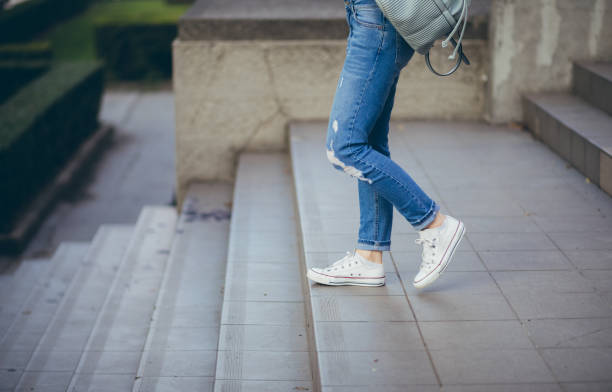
[414,237,438,268]
[329,251,354,269]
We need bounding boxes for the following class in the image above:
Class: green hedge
[0,61,104,231]
[0,60,50,104]
[0,0,92,43]
[95,23,176,80]
[0,42,52,104]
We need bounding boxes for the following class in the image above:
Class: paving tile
[580,270,612,292]
[479,250,572,271]
[214,380,314,392]
[442,384,562,392]
[15,371,72,392]
[0,369,21,390]
[502,291,612,319]
[460,216,543,233]
[564,250,612,270]
[221,301,306,326]
[408,292,515,321]
[318,351,436,386]
[322,386,440,392]
[87,326,151,351]
[139,376,214,392]
[467,233,557,252]
[431,349,555,384]
[0,351,30,370]
[525,318,612,348]
[27,351,81,372]
[226,262,301,281]
[218,325,308,352]
[541,348,612,382]
[401,271,502,296]
[142,350,216,377]
[445,198,527,217]
[215,351,311,381]
[227,232,299,262]
[420,320,532,350]
[154,304,221,329]
[561,382,612,392]
[225,279,303,302]
[311,296,413,322]
[548,232,612,251]
[69,373,134,391]
[492,271,597,294]
[76,351,141,374]
[315,321,423,352]
[393,250,485,272]
[148,327,219,351]
[533,215,612,233]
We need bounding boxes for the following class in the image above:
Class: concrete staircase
[2,117,612,390]
[523,61,612,197]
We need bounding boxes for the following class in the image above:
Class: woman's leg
[355,75,399,256]
[326,2,440,234]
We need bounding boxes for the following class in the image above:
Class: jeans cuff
[412,201,441,231]
[356,241,391,251]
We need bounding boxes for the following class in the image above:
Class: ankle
[425,212,445,230]
[355,249,383,264]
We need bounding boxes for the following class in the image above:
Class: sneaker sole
[307,269,385,287]
[413,220,466,289]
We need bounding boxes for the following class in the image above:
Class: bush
[95,23,176,80]
[0,0,92,43]
[0,41,52,103]
[0,41,52,61]
[0,61,104,231]
[0,60,50,104]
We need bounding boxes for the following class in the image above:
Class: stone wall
[173,39,488,202]
[487,0,612,123]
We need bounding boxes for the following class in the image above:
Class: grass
[48,0,189,61]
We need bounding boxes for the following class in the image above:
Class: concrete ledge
[173,38,488,202]
[0,124,114,254]
[179,0,489,41]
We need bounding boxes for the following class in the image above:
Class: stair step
[573,61,612,116]
[0,257,52,340]
[133,183,232,392]
[523,93,612,195]
[12,225,134,392]
[0,242,89,390]
[290,123,442,390]
[213,153,312,392]
[64,206,177,390]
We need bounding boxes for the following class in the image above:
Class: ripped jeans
[326,0,440,251]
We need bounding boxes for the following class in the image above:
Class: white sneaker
[307,251,385,286]
[413,215,466,288]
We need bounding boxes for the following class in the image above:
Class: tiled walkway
[290,121,612,391]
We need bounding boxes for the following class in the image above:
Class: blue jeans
[326,0,440,251]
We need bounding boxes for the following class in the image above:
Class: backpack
[375,0,471,76]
